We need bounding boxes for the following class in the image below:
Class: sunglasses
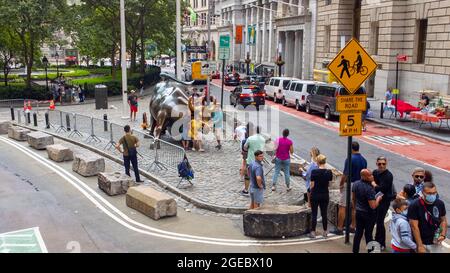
[414,175,425,179]
[377,162,386,166]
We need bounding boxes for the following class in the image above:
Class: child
[389,198,416,253]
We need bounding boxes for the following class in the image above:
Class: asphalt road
[0,136,356,253]
[208,83,450,213]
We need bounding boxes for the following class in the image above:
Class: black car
[230,85,265,109]
[224,73,240,86]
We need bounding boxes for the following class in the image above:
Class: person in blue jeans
[249,150,266,209]
[272,129,294,192]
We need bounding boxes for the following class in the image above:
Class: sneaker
[215,145,222,150]
[240,190,249,196]
[286,186,292,192]
[135,180,145,183]
[309,231,316,239]
[317,216,322,223]
[322,230,328,238]
[271,186,276,191]
[199,149,205,152]
[330,228,344,235]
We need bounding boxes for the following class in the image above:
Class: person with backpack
[115,125,144,183]
[178,155,194,182]
[128,90,139,122]
[371,156,395,251]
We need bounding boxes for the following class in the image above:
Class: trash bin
[95,84,108,110]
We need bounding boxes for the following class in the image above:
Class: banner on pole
[236,25,243,44]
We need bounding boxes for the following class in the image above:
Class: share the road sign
[0,227,47,253]
[328,38,377,95]
[336,94,367,112]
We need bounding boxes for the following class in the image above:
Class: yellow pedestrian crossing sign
[328,38,378,95]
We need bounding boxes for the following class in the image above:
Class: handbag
[123,136,137,157]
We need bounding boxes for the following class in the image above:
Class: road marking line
[34,227,48,253]
[0,136,345,247]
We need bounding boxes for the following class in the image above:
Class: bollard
[17,110,21,123]
[45,112,50,129]
[380,102,384,119]
[33,113,37,126]
[27,112,31,124]
[103,114,108,132]
[10,107,15,121]
[66,113,71,131]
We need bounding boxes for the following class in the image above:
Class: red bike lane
[211,79,450,172]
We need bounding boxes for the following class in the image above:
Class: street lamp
[55,52,59,80]
[275,55,285,77]
[245,52,251,75]
[42,56,49,92]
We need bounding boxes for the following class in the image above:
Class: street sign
[219,35,230,60]
[328,38,378,94]
[201,62,217,74]
[339,112,362,136]
[336,94,367,112]
[186,45,207,53]
[219,35,230,48]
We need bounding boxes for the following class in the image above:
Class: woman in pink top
[272,129,294,192]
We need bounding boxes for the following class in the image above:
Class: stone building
[315,0,450,101]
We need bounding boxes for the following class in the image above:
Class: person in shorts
[249,150,266,209]
[128,90,139,121]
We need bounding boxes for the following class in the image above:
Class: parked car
[305,83,366,120]
[210,70,220,79]
[282,80,323,111]
[224,73,240,86]
[230,85,265,110]
[265,77,298,103]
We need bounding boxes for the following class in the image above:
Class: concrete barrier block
[8,126,30,141]
[0,120,11,134]
[27,131,54,150]
[46,144,74,162]
[126,186,177,220]
[290,158,308,176]
[243,205,311,238]
[72,154,105,177]
[98,172,135,196]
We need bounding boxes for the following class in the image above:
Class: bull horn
[160,72,195,85]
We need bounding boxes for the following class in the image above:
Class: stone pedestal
[46,144,74,162]
[27,131,54,150]
[330,168,343,190]
[327,194,340,227]
[72,154,105,177]
[243,205,311,238]
[290,158,308,176]
[126,186,177,220]
[98,172,135,196]
[8,127,30,141]
[0,121,11,134]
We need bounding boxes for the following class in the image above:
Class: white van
[282,80,322,111]
[265,77,298,103]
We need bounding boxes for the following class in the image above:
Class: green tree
[0,26,21,86]
[0,0,67,88]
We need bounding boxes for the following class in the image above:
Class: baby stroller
[177,155,194,188]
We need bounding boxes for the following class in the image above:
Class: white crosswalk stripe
[364,136,424,145]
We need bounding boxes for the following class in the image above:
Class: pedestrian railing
[10,108,187,172]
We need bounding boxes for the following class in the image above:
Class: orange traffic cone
[27,100,32,111]
[49,100,55,110]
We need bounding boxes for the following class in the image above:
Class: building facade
[315,0,450,101]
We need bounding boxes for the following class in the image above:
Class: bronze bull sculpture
[148,72,213,139]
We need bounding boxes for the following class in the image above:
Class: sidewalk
[368,99,450,143]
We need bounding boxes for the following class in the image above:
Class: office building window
[194,0,198,8]
[202,0,206,7]
[416,19,427,64]
[325,0,331,5]
[370,22,379,55]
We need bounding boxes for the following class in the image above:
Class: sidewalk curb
[13,123,248,214]
[367,117,450,143]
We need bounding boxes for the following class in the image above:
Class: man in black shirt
[352,169,383,253]
[371,156,394,250]
[408,182,447,253]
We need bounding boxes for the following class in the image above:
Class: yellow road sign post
[339,112,362,136]
[327,38,378,95]
[330,38,378,244]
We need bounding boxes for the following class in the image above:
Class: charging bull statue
[149,72,214,140]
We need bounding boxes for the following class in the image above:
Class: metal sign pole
[220,59,225,110]
[345,136,353,244]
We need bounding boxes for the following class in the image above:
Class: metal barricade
[149,138,186,171]
[67,113,83,138]
[48,110,62,130]
[92,117,111,143]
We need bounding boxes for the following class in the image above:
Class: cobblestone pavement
[1,90,310,211]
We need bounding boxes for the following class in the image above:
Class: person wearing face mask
[408,182,448,253]
[411,167,425,195]
[371,156,394,251]
[389,198,416,253]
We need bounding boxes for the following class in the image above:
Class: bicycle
[348,62,368,76]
